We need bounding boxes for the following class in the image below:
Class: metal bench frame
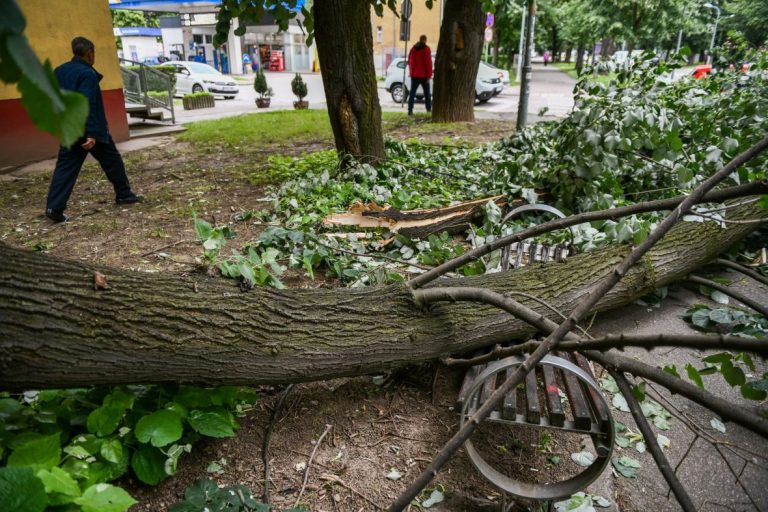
[459,354,615,500]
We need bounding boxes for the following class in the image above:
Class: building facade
[370,1,443,76]
[0,0,129,168]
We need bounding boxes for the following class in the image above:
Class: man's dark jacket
[55,57,109,144]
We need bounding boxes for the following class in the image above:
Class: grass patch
[553,62,615,85]
[178,109,334,146]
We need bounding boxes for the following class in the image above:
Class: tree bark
[313,0,384,164]
[0,202,764,391]
[575,44,585,75]
[432,0,484,122]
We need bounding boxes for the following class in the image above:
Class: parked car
[482,61,511,85]
[141,55,170,65]
[170,61,239,99]
[383,58,503,104]
[692,64,713,79]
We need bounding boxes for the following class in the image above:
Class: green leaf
[612,456,640,478]
[87,406,124,437]
[100,439,124,464]
[708,308,733,324]
[188,410,235,438]
[0,398,23,419]
[663,365,680,378]
[183,478,219,502]
[632,382,646,402]
[194,217,213,241]
[135,410,183,447]
[75,483,137,512]
[37,467,81,501]
[720,360,746,387]
[740,384,768,401]
[131,445,168,485]
[8,433,61,472]
[0,466,48,512]
[685,364,704,389]
[702,353,732,364]
[690,309,711,328]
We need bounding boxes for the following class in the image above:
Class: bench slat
[558,353,593,430]
[542,364,565,427]
[525,368,541,424]
[572,352,612,431]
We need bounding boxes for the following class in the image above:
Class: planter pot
[293,100,309,110]
[256,98,271,108]
[182,95,215,110]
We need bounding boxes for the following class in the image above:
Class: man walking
[45,37,141,223]
[407,35,432,115]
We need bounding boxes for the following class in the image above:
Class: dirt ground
[1,118,766,511]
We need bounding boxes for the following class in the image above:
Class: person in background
[543,50,551,67]
[407,34,432,115]
[45,36,142,223]
[242,52,251,74]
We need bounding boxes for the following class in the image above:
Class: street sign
[400,20,411,41]
[484,27,494,43]
[401,0,413,20]
[486,13,494,27]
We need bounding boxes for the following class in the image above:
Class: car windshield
[185,62,222,75]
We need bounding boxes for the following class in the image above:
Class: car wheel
[391,84,407,103]
[192,84,204,93]
[477,97,490,104]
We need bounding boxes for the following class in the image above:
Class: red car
[693,64,712,79]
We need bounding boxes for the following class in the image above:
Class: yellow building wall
[0,0,123,100]
[371,2,442,71]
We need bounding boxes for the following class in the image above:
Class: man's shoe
[116,193,144,205]
[45,209,68,223]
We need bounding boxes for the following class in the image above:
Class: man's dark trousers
[407,77,432,114]
[46,136,132,213]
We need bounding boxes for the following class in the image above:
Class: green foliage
[490,49,768,215]
[0,1,88,147]
[184,92,214,99]
[683,304,767,338]
[0,466,48,512]
[253,69,272,99]
[0,386,259,510]
[170,479,272,512]
[291,73,308,101]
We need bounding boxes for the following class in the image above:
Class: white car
[482,61,511,85]
[171,61,239,99]
[383,58,503,104]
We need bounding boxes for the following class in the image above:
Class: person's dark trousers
[46,136,132,213]
[407,77,432,114]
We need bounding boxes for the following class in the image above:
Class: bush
[291,73,308,101]
[253,69,273,99]
[183,92,214,99]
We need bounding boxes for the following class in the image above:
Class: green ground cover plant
[0,385,258,511]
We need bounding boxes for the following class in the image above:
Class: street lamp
[703,2,721,65]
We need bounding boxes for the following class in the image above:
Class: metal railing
[119,58,175,124]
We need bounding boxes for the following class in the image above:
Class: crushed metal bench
[455,204,615,500]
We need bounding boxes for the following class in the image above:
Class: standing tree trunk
[575,43,585,75]
[432,0,484,122]
[313,0,384,164]
[1,201,764,391]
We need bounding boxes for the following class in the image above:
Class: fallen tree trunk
[0,202,765,391]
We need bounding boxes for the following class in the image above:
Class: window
[193,34,203,44]
[376,26,382,43]
[397,61,406,69]
[205,35,213,44]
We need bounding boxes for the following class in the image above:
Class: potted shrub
[182,92,215,110]
[291,73,309,109]
[253,70,273,108]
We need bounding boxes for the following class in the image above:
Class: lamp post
[515,0,526,83]
[703,2,720,65]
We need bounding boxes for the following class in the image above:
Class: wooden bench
[456,352,614,500]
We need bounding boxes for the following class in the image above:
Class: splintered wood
[323,196,507,238]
